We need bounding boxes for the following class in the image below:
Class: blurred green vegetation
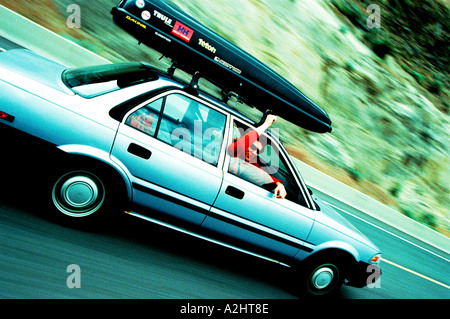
[332,0,449,108]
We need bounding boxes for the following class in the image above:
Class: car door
[110,90,228,225]
[203,117,315,258]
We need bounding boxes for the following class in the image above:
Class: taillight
[0,111,15,123]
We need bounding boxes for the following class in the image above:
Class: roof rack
[185,71,201,96]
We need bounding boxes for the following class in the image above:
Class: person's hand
[256,114,277,136]
[273,182,287,199]
[265,114,277,126]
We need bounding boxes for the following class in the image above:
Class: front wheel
[296,258,346,297]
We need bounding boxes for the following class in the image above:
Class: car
[0,48,381,297]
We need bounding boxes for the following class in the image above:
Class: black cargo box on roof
[111,0,332,133]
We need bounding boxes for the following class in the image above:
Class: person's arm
[228,114,277,156]
[257,114,287,199]
[227,129,259,157]
[255,114,277,136]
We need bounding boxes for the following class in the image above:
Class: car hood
[0,49,70,93]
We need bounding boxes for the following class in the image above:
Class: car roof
[105,62,260,127]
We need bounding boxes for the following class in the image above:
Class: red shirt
[228,129,282,185]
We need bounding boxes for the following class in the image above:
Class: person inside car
[228,114,287,199]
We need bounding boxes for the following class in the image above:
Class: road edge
[294,158,449,254]
[0,5,109,67]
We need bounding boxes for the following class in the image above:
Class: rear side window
[125,93,227,166]
[158,94,226,166]
[62,62,159,98]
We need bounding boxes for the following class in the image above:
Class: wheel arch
[56,144,133,201]
[299,241,361,274]
[292,246,359,297]
[303,248,357,268]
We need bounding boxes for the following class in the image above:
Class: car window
[228,120,308,207]
[63,62,159,98]
[125,98,163,137]
[156,93,227,166]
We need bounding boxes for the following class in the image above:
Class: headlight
[370,253,381,264]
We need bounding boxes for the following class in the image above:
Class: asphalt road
[312,189,450,299]
[0,166,449,300]
[0,35,449,301]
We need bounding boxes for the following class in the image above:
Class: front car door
[203,117,316,260]
[111,90,229,225]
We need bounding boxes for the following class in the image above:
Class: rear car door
[203,117,315,259]
[111,90,228,225]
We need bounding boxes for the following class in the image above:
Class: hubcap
[311,267,335,290]
[60,176,99,209]
[52,172,105,217]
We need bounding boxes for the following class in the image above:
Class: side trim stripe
[132,182,210,216]
[208,209,313,253]
[132,182,313,253]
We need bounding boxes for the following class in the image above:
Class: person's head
[248,139,264,158]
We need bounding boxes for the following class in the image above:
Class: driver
[228,114,287,199]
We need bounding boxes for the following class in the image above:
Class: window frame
[224,116,316,210]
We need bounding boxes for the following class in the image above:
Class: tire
[296,257,346,297]
[49,168,113,227]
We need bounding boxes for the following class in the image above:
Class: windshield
[62,62,159,98]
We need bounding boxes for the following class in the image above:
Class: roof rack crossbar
[167,61,177,76]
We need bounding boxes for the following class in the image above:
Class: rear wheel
[52,170,106,218]
[48,166,119,228]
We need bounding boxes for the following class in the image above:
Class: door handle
[225,186,245,200]
[127,143,152,159]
